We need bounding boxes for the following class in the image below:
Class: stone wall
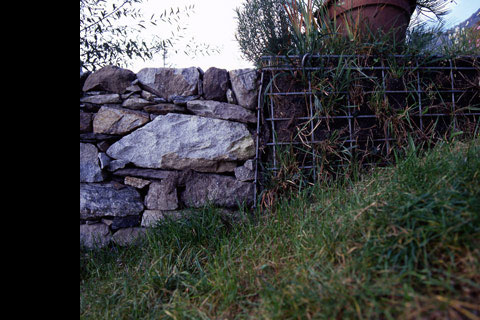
[80,65,259,249]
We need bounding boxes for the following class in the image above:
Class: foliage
[235,0,469,64]
[80,0,217,71]
[442,20,480,55]
[282,0,326,55]
[80,139,480,319]
[412,0,454,23]
[234,0,292,66]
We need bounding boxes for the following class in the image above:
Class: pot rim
[321,0,416,16]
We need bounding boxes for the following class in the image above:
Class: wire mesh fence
[253,54,480,207]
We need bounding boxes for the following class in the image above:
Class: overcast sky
[130,0,252,72]
[127,0,479,72]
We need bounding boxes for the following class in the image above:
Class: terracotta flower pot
[320,0,416,43]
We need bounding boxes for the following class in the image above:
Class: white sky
[124,0,478,72]
[129,0,253,72]
[441,0,480,28]
[421,0,479,28]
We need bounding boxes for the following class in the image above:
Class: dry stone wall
[80,65,259,249]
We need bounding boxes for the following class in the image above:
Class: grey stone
[229,69,259,110]
[124,176,151,189]
[98,152,112,169]
[186,100,256,124]
[125,84,142,93]
[82,65,137,93]
[234,159,255,182]
[107,159,129,172]
[80,182,144,219]
[152,97,167,104]
[171,95,200,106]
[121,96,153,110]
[80,223,112,249]
[121,92,135,100]
[112,227,146,246]
[80,93,122,105]
[203,67,229,101]
[93,105,150,135]
[144,180,178,210]
[80,143,104,182]
[234,164,255,182]
[182,172,254,208]
[140,90,156,101]
[244,159,255,171]
[141,209,193,227]
[136,67,200,101]
[106,113,255,172]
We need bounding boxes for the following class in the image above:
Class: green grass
[80,139,480,319]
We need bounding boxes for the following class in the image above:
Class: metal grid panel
[253,55,480,205]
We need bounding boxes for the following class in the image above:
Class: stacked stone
[80,65,259,249]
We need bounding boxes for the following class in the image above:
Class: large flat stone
[106,113,255,172]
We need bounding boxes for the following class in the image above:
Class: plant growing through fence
[249,1,480,208]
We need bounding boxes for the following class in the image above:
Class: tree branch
[80,0,131,33]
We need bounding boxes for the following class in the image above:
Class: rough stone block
[80,223,112,249]
[182,172,254,208]
[144,180,178,210]
[80,143,104,182]
[80,182,144,219]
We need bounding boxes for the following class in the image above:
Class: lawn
[80,139,480,319]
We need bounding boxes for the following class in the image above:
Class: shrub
[235,0,292,66]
